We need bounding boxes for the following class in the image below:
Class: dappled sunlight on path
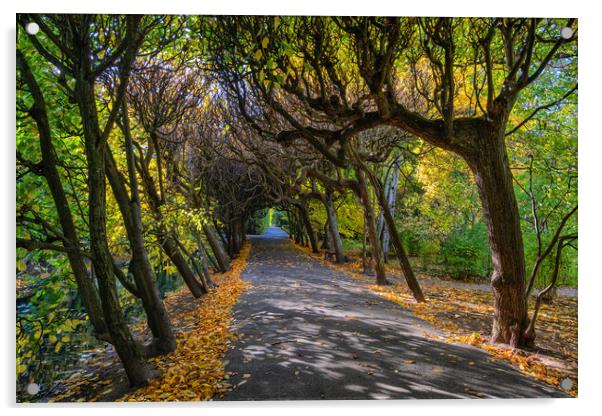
[221,227,567,400]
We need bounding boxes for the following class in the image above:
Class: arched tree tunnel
[15,14,578,400]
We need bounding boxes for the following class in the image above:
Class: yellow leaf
[17,363,27,374]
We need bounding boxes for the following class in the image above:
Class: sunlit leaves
[119,244,251,402]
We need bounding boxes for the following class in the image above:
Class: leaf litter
[50,242,251,402]
[294,242,578,397]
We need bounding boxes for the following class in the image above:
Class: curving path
[221,227,568,400]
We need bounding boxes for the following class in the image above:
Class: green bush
[523,232,578,288]
[440,222,491,280]
[247,209,270,234]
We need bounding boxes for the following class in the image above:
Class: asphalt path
[221,227,567,400]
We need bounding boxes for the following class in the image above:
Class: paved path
[221,227,567,400]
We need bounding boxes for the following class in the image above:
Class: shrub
[440,222,491,280]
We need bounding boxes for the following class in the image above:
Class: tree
[16,49,109,339]
[21,14,157,386]
[206,16,577,347]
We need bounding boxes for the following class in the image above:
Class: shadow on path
[221,227,567,400]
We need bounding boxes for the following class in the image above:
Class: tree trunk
[114,106,176,355]
[161,233,206,297]
[467,125,528,347]
[362,220,370,274]
[364,165,425,301]
[378,188,425,301]
[194,230,215,286]
[106,149,177,353]
[104,161,176,355]
[324,192,345,263]
[292,210,301,244]
[321,220,331,250]
[232,219,241,254]
[134,147,206,298]
[235,218,244,252]
[75,67,154,386]
[16,50,108,338]
[382,157,400,262]
[202,222,230,272]
[388,107,532,345]
[524,234,575,340]
[355,167,386,285]
[213,219,229,250]
[541,286,558,304]
[286,210,293,237]
[297,203,319,253]
[176,237,209,292]
[227,220,237,256]
[42,147,109,339]
[241,218,247,243]
[376,211,385,259]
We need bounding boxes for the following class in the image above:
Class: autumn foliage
[119,243,251,401]
[47,243,251,402]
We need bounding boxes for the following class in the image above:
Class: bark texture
[355,167,386,285]
[74,54,154,386]
[111,107,176,355]
[297,203,320,253]
[465,121,528,346]
[323,192,346,263]
[16,50,108,338]
[203,222,231,272]
[363,165,425,302]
